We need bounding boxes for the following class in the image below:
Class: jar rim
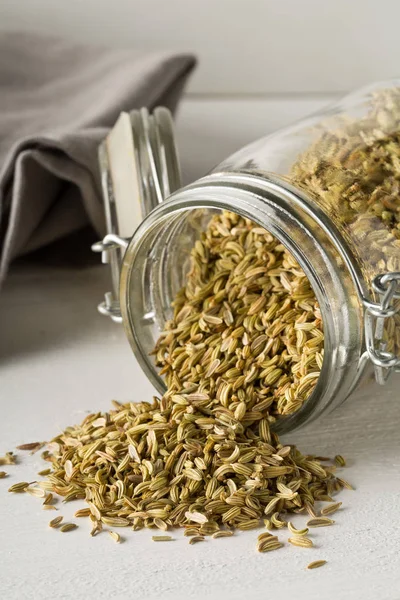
[120,172,366,432]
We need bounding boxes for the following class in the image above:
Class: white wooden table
[2,0,400,590]
[1,256,400,600]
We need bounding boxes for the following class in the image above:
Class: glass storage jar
[94,82,400,433]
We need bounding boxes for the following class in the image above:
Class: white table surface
[1,261,400,600]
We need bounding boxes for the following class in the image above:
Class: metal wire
[364,272,400,383]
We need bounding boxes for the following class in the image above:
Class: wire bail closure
[364,271,400,384]
[91,234,129,323]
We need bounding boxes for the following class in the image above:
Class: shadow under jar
[96,82,400,434]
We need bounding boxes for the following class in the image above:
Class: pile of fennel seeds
[5,211,351,562]
[5,403,349,555]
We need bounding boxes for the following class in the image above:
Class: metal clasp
[363,272,400,384]
[91,234,129,323]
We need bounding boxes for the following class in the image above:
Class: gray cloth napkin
[0,32,196,284]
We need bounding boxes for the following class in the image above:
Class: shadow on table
[0,229,123,364]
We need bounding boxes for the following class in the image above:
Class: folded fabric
[0,31,196,285]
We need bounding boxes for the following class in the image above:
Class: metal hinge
[363,272,400,384]
[91,234,129,323]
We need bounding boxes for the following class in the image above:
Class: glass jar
[94,83,400,433]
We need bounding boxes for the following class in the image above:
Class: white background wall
[1,0,400,181]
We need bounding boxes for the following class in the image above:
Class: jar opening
[120,176,364,432]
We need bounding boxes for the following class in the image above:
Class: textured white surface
[1,260,400,600]
[0,8,400,591]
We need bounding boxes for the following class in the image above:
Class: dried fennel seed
[288,536,313,548]
[307,517,335,528]
[152,535,173,542]
[90,519,102,537]
[74,508,91,518]
[336,477,354,490]
[288,522,309,536]
[334,455,346,467]
[25,486,45,498]
[16,442,45,454]
[109,531,122,543]
[321,502,342,516]
[154,518,168,531]
[60,523,78,533]
[199,522,219,535]
[8,482,29,493]
[0,472,7,479]
[212,531,234,539]
[49,516,63,528]
[185,511,208,524]
[38,469,52,477]
[270,512,287,529]
[307,560,327,570]
[184,528,200,537]
[0,453,16,466]
[257,537,284,553]
[258,531,275,543]
[188,536,205,545]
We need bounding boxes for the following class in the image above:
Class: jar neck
[120,171,366,433]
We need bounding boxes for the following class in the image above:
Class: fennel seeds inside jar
[152,209,324,421]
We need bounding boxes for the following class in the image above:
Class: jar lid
[92,106,181,322]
